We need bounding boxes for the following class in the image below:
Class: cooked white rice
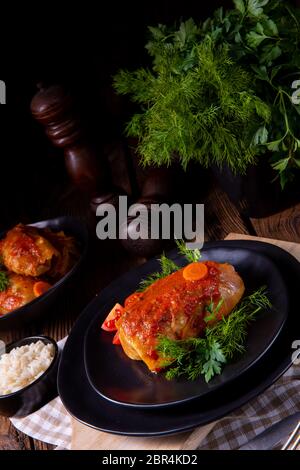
[0,340,55,395]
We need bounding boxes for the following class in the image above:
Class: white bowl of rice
[0,336,59,417]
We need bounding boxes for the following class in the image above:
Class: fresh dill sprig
[156,286,271,382]
[0,271,9,292]
[137,253,179,292]
[157,336,206,380]
[175,239,201,263]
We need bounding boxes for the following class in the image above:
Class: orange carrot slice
[33,281,51,297]
[183,262,208,281]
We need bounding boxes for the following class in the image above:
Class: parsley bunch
[157,336,226,383]
[202,0,300,188]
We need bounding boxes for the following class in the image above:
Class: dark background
[0,1,232,228]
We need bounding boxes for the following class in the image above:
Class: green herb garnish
[157,287,271,382]
[158,336,226,383]
[201,0,300,188]
[175,240,201,263]
[0,271,9,292]
[204,298,224,323]
[138,253,179,292]
[138,241,201,291]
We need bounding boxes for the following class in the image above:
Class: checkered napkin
[198,365,300,450]
[10,335,300,450]
[11,398,72,449]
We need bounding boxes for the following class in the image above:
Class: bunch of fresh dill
[114,26,270,174]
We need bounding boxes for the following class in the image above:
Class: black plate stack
[58,241,300,436]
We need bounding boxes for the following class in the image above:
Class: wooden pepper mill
[30,84,121,210]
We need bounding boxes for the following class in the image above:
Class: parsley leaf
[252,125,269,146]
[201,339,226,382]
[246,30,268,48]
[233,0,246,15]
[247,0,269,18]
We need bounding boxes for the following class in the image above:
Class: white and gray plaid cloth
[10,337,300,450]
[11,398,72,449]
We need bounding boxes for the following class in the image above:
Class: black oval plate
[0,216,88,329]
[58,240,299,436]
[84,247,288,408]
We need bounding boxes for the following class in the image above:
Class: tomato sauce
[121,261,221,358]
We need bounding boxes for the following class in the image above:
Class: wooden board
[250,202,300,244]
[71,421,217,451]
[70,232,300,450]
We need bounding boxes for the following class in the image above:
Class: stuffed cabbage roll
[116,261,245,372]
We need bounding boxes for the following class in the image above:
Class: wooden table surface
[1,181,300,450]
